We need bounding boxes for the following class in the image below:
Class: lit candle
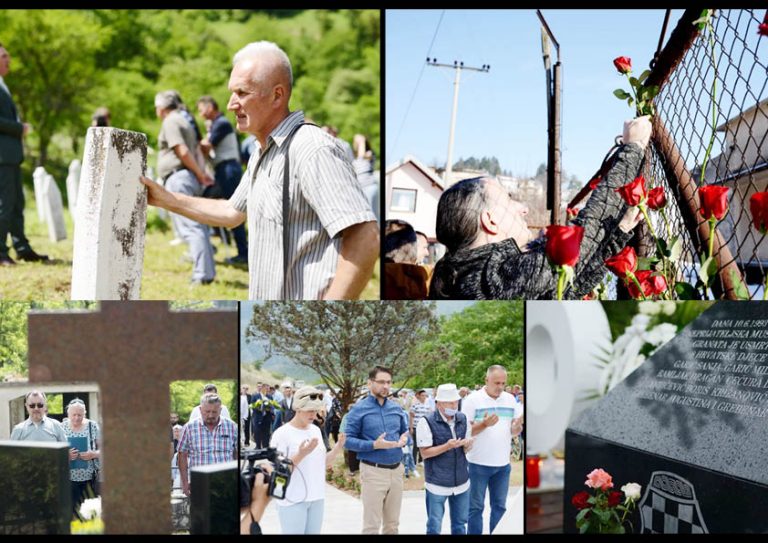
[526,454,540,488]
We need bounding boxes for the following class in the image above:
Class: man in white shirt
[10,390,67,442]
[416,384,474,534]
[189,383,231,421]
[460,365,523,534]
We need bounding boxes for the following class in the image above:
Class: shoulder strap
[282,121,319,299]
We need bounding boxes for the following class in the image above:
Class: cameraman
[240,468,272,535]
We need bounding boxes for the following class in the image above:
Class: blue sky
[386,9,687,182]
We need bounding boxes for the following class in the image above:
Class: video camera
[239,447,292,505]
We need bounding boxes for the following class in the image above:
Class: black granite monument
[0,441,71,534]
[565,302,768,534]
[190,460,237,535]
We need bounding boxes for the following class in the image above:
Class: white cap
[435,383,461,402]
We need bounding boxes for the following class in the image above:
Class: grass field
[0,190,379,300]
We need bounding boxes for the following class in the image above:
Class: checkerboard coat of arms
[639,471,708,534]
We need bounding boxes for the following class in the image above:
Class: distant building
[697,98,768,281]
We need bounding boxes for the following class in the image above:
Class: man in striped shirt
[177,392,238,497]
[141,41,379,300]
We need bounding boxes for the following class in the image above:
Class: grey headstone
[42,174,67,242]
[565,301,768,534]
[190,460,238,535]
[0,440,71,534]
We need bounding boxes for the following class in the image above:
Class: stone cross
[42,174,67,242]
[66,159,81,219]
[27,302,237,534]
[71,127,148,300]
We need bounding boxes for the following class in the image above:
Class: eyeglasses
[27,403,44,409]
[301,393,324,401]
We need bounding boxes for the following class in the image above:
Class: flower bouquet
[572,468,641,534]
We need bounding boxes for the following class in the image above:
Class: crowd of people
[242,365,524,535]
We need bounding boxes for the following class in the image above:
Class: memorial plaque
[0,441,71,534]
[565,302,768,534]
[189,460,238,535]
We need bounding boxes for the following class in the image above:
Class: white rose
[622,482,642,501]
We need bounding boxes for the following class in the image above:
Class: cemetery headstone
[71,127,148,300]
[42,174,67,242]
[66,159,81,219]
[32,166,47,222]
[565,301,768,534]
[0,441,71,534]
[190,460,238,535]
[27,302,238,534]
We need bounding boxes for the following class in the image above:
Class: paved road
[258,482,524,535]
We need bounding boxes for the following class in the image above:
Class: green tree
[246,301,439,414]
[411,301,524,389]
[169,379,237,425]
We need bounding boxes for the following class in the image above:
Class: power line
[389,10,445,161]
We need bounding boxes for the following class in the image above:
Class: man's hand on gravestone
[139,175,171,207]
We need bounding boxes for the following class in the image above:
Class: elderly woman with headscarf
[269,385,346,534]
[62,398,101,516]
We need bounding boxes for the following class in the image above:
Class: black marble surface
[564,430,768,534]
[190,461,237,535]
[0,441,71,534]
[570,302,768,485]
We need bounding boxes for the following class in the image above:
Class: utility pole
[427,57,490,186]
[537,10,562,225]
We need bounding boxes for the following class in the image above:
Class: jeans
[425,488,469,535]
[213,159,247,258]
[467,462,510,534]
[276,499,324,534]
[402,447,416,476]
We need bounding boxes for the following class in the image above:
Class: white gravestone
[33,166,47,222]
[66,159,81,219]
[42,174,67,242]
[71,127,148,300]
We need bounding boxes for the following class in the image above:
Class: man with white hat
[416,383,474,535]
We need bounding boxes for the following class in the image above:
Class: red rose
[613,56,632,74]
[567,207,580,220]
[605,246,638,277]
[759,23,768,36]
[616,176,647,207]
[628,270,667,299]
[588,176,602,190]
[572,491,591,510]
[698,185,729,220]
[545,225,585,267]
[750,191,768,234]
[647,186,667,210]
[607,491,623,507]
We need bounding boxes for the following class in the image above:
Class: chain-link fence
[648,8,767,299]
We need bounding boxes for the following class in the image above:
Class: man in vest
[416,383,474,535]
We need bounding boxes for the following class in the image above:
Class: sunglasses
[27,403,45,409]
[302,393,324,401]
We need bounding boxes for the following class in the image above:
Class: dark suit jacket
[251,393,275,426]
[280,397,296,424]
[0,86,23,166]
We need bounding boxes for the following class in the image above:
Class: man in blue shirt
[344,366,409,534]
